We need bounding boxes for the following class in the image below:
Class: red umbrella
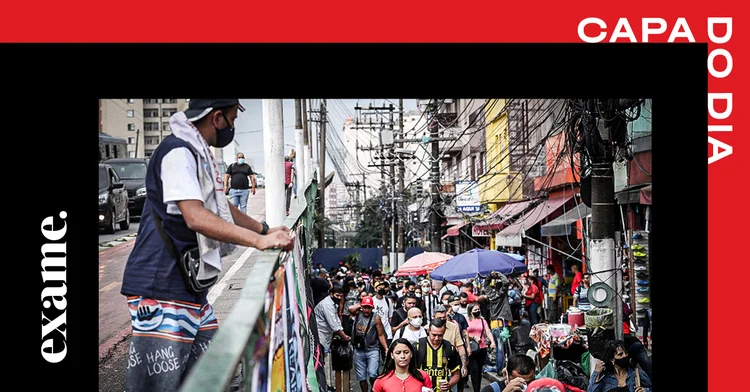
[394,252,453,277]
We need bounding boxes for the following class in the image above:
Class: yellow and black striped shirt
[415,338,461,392]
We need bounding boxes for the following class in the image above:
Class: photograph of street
[99,98,653,392]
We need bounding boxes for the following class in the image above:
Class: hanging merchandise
[631,230,650,335]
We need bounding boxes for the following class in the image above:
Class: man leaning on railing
[119,99,294,392]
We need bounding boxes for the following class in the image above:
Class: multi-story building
[99,99,190,159]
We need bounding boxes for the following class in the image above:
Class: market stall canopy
[540,203,591,237]
[496,195,574,247]
[441,222,467,240]
[430,248,527,281]
[394,252,453,277]
[473,199,535,231]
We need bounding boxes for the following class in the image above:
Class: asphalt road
[98,190,266,392]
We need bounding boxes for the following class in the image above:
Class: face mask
[238,158,245,164]
[214,112,235,148]
[614,357,631,368]
[415,294,422,298]
[452,305,460,313]
[410,317,423,327]
[472,311,481,316]
[460,303,468,308]
[377,289,386,296]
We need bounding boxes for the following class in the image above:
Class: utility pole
[262,99,286,227]
[134,128,140,158]
[429,109,442,252]
[356,104,399,270]
[389,104,397,270]
[294,99,306,190]
[397,99,406,266]
[379,119,389,271]
[587,99,637,341]
[303,99,313,185]
[318,100,327,248]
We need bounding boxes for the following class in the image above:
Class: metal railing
[180,177,318,392]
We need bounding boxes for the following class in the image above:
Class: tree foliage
[352,197,386,248]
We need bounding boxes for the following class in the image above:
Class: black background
[2,43,704,390]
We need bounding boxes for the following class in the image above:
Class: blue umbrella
[430,248,527,281]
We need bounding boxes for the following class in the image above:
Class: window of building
[127,99,135,104]
[127,110,134,117]
[127,123,136,131]
[128,137,135,144]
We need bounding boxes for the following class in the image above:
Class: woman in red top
[522,276,542,326]
[372,338,432,392]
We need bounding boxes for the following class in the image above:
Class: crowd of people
[312,261,652,392]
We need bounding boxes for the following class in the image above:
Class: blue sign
[457,206,482,213]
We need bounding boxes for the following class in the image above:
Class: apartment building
[99,99,189,158]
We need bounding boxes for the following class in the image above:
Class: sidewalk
[208,245,258,323]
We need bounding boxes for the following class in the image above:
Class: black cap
[184,99,246,122]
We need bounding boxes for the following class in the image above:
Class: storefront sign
[472,226,490,237]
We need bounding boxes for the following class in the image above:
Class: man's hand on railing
[259,230,294,251]
[267,225,290,234]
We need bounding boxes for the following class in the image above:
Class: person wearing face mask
[466,303,496,392]
[223,151,256,214]
[373,338,433,392]
[588,340,652,392]
[349,280,394,344]
[391,294,419,335]
[393,307,428,345]
[120,99,293,392]
[314,286,352,390]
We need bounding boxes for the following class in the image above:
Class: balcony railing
[180,176,319,392]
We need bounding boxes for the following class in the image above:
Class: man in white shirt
[121,99,293,392]
[314,286,351,390]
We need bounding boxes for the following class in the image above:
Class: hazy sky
[232,99,419,184]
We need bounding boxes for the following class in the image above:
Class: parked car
[103,158,149,218]
[255,172,265,188]
[99,163,130,234]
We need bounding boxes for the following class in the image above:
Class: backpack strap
[398,324,408,339]
[490,382,502,392]
[416,338,427,365]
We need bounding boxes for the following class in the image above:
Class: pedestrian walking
[465,304,496,392]
[224,152,256,214]
[351,296,389,392]
[289,148,298,199]
[284,155,295,215]
[314,286,351,390]
[372,338,433,392]
[120,99,293,392]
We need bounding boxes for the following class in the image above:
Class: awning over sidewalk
[616,183,651,205]
[474,199,535,231]
[495,195,574,247]
[446,222,466,236]
[540,203,591,236]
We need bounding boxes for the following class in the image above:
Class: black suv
[99,164,130,234]
[103,158,149,218]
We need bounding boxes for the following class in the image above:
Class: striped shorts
[124,296,219,392]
